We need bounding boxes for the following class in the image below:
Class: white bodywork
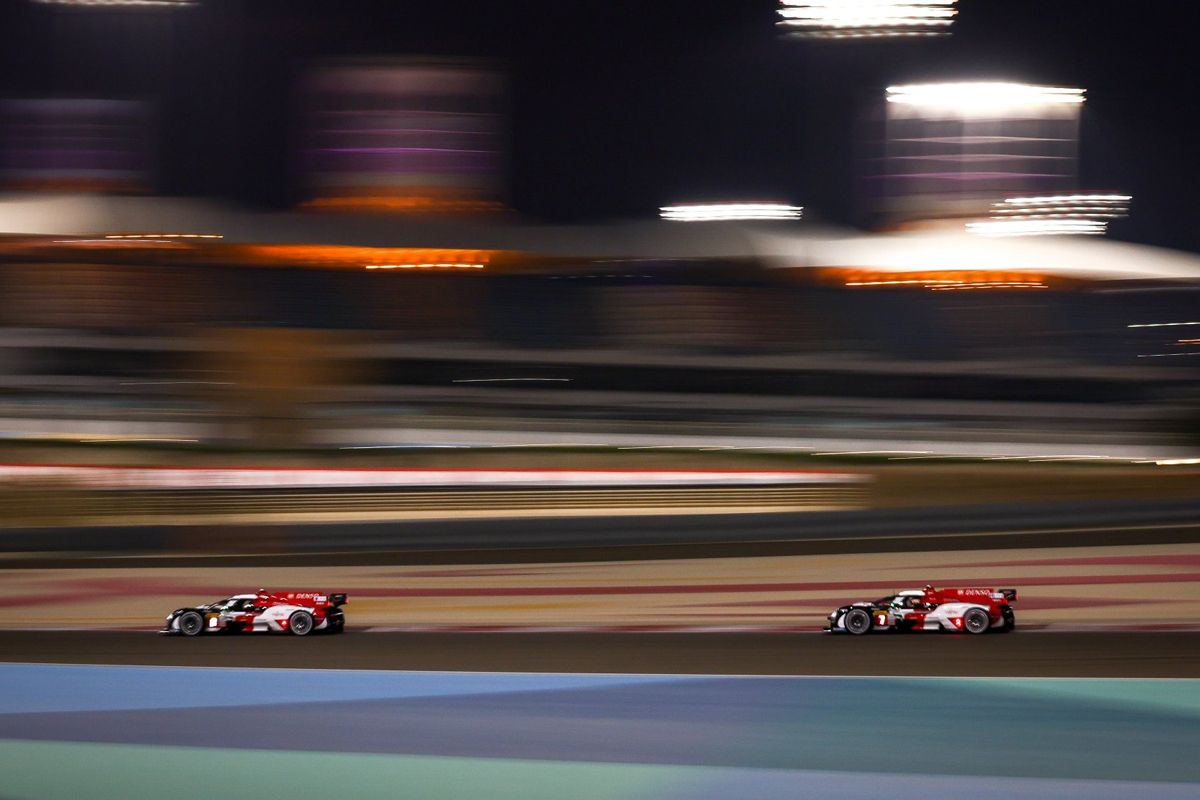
[244,603,334,633]
[913,602,990,631]
[164,593,337,633]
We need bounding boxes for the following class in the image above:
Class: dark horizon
[0,0,1197,252]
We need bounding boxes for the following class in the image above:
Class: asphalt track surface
[5,499,1198,681]
[7,504,1198,798]
[3,630,1199,677]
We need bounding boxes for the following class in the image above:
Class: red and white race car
[825,585,1017,634]
[162,590,347,636]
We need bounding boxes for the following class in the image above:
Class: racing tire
[997,608,1015,633]
[962,608,990,635]
[177,611,204,637]
[843,608,872,636]
[288,610,314,637]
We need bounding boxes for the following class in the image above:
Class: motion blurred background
[1,4,1199,799]
[0,0,1197,465]
[0,1,1194,456]
[0,0,1196,616]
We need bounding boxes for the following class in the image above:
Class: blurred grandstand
[0,192,1197,457]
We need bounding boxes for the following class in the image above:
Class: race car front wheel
[844,608,872,635]
[288,610,314,636]
[177,611,204,637]
[962,608,990,635]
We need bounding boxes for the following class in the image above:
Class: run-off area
[1,664,1198,800]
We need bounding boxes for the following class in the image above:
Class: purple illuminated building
[298,58,504,212]
[0,98,151,193]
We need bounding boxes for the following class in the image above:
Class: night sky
[0,0,1197,252]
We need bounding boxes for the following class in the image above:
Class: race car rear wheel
[844,608,872,635]
[288,610,314,636]
[998,607,1015,633]
[962,608,990,635]
[177,611,204,637]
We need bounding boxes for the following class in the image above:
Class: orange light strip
[824,268,1049,289]
[301,196,505,214]
[235,245,497,270]
[105,233,223,240]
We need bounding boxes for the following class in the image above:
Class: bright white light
[1127,321,1200,329]
[1002,194,1131,206]
[779,1,957,39]
[1137,353,1200,359]
[966,219,1107,237]
[977,194,1129,237]
[886,82,1085,114]
[661,203,803,222]
[988,193,1131,223]
[365,263,485,270]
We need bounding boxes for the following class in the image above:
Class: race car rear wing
[329,593,347,606]
[998,588,1018,602]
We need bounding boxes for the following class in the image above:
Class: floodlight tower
[878,82,1085,223]
[778,1,958,40]
[660,202,803,222]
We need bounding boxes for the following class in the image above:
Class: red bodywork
[879,586,1018,632]
[919,586,1018,631]
[228,590,346,629]
[828,585,1018,634]
[932,587,1018,605]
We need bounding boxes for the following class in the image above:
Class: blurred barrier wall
[0,200,1198,453]
[2,496,1198,559]
[0,467,869,528]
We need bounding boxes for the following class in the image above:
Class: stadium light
[993,194,1131,219]
[778,1,957,39]
[660,203,803,222]
[966,219,1107,238]
[970,193,1130,237]
[886,82,1085,115]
